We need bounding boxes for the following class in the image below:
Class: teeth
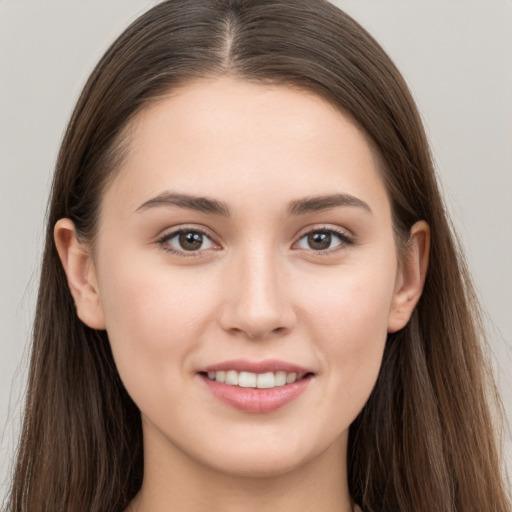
[225,370,239,385]
[286,372,297,384]
[239,371,257,388]
[256,372,275,389]
[205,370,306,388]
[275,371,287,386]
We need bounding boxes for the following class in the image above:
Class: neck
[128,425,353,512]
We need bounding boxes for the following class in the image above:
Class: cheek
[95,250,217,402]
[300,257,396,408]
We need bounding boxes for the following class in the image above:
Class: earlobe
[54,219,106,330]
[387,220,430,333]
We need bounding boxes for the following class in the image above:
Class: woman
[4,1,510,511]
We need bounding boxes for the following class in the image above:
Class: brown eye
[179,231,204,251]
[296,229,352,252]
[307,232,332,250]
[161,230,215,253]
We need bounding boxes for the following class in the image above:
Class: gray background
[1,0,511,497]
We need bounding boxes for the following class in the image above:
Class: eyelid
[156,224,222,256]
[292,224,355,253]
[155,223,354,257]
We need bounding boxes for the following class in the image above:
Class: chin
[188,425,345,480]
[199,448,311,479]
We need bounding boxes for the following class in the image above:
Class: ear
[54,218,106,330]
[387,220,430,333]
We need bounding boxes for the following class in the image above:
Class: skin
[55,77,429,512]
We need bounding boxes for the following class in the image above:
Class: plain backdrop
[1,0,511,498]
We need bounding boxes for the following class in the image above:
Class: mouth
[198,360,314,413]
[202,370,310,389]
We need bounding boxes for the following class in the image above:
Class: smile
[205,370,307,389]
[199,360,314,413]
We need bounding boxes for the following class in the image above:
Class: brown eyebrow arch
[135,193,231,216]
[135,192,370,217]
[288,194,372,216]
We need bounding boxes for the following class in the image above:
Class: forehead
[102,77,389,218]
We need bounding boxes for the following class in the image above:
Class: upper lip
[199,359,313,374]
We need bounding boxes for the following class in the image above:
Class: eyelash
[157,227,217,257]
[295,226,354,254]
[157,226,354,257]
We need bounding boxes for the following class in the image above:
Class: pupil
[308,232,331,250]
[179,232,203,250]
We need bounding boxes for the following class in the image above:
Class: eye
[296,229,352,252]
[159,229,216,254]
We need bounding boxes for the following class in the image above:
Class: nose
[218,247,296,340]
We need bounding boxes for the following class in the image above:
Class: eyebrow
[135,193,231,216]
[288,194,372,216]
[135,192,371,217]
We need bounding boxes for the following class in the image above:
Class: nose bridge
[219,241,294,339]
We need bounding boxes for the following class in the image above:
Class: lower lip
[200,374,312,413]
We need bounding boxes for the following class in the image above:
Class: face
[73,78,416,478]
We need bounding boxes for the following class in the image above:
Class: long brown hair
[5,1,510,511]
